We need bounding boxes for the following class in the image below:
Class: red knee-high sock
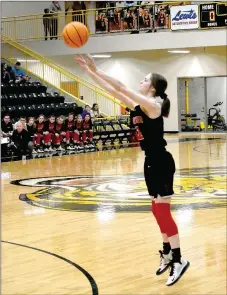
[155,203,178,237]
[152,200,166,234]
[151,200,157,217]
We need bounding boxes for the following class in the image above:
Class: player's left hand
[74,56,89,72]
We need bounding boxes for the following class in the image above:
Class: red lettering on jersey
[133,116,143,125]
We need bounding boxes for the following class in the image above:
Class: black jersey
[132,105,167,156]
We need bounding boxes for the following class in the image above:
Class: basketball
[62,22,89,48]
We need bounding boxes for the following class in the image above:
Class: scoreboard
[200,3,227,28]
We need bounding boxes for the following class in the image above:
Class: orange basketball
[62,22,89,48]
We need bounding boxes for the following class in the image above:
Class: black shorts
[144,151,175,198]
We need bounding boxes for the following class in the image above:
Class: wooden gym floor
[1,133,227,295]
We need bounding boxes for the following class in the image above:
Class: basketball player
[75,55,190,286]
[64,113,76,150]
[34,114,45,153]
[83,114,94,148]
[74,114,84,150]
[43,114,56,152]
[54,116,65,151]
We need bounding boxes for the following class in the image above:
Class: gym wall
[50,46,226,132]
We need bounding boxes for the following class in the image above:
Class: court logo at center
[12,167,226,212]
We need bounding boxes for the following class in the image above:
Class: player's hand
[74,55,89,72]
[85,54,97,72]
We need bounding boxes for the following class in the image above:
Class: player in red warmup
[54,116,66,151]
[34,114,45,153]
[43,114,56,152]
[75,54,190,287]
[82,114,94,149]
[64,113,77,151]
[74,114,84,150]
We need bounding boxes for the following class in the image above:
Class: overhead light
[91,54,111,58]
[9,58,38,62]
[168,50,190,54]
[18,59,38,62]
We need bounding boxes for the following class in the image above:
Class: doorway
[178,76,227,133]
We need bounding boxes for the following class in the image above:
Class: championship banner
[138,4,154,31]
[108,5,123,33]
[154,4,171,30]
[95,8,108,34]
[199,2,227,29]
[170,4,199,30]
[121,5,138,32]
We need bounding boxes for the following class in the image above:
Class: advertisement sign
[170,5,199,30]
[199,3,227,29]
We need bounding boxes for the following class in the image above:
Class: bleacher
[1,72,137,162]
[1,81,82,120]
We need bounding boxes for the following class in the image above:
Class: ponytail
[161,93,170,117]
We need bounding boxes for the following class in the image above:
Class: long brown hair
[150,73,170,117]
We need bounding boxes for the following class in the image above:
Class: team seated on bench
[1,113,95,155]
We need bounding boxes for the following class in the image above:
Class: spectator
[1,63,14,84]
[81,105,91,119]
[90,103,102,118]
[12,62,29,83]
[71,1,84,23]
[43,8,52,40]
[1,114,13,137]
[49,1,62,39]
[10,122,33,156]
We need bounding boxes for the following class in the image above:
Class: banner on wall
[170,4,199,31]
[154,4,171,29]
[138,4,154,31]
[95,8,108,34]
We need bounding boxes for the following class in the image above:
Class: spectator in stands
[90,103,102,118]
[54,116,65,151]
[81,105,91,119]
[49,1,62,39]
[83,114,94,148]
[1,114,13,137]
[1,63,14,84]
[71,1,85,23]
[34,114,45,153]
[43,8,52,40]
[12,62,29,83]
[10,122,33,156]
[65,113,76,150]
[43,114,56,152]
